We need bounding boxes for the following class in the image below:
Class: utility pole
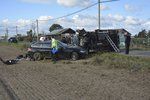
[31,23,36,37]
[98,0,119,31]
[98,0,100,30]
[36,19,39,41]
[5,28,8,41]
[16,26,18,35]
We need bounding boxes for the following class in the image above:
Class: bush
[131,38,150,50]
[91,53,150,71]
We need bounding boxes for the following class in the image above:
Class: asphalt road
[120,50,150,57]
[129,50,150,57]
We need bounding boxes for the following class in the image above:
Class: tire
[71,52,79,61]
[33,52,42,61]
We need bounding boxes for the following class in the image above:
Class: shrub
[91,52,150,71]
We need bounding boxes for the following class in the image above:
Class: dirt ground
[0,81,12,100]
[0,45,150,100]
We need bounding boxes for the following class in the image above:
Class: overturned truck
[77,28,131,53]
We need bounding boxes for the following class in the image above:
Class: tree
[147,30,150,38]
[49,24,63,32]
[137,29,147,38]
[31,23,36,37]
[26,30,33,42]
[15,34,24,41]
[134,34,138,38]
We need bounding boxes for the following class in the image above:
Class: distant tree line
[15,30,34,42]
[49,23,63,32]
[134,29,150,38]
[15,23,63,42]
[132,29,150,48]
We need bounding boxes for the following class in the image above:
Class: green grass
[91,52,150,71]
[130,44,150,51]
[1,41,149,72]
[0,41,30,51]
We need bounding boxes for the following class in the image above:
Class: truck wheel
[33,52,42,61]
[71,52,79,61]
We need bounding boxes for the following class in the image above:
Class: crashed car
[27,41,88,61]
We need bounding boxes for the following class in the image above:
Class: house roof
[96,28,131,36]
[47,28,75,36]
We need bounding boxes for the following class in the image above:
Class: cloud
[142,19,150,30]
[0,19,32,36]
[19,0,92,7]
[55,18,74,28]
[19,0,53,4]
[124,16,142,26]
[55,14,139,34]
[38,16,53,27]
[19,0,93,7]
[17,19,31,27]
[113,15,125,22]
[57,0,92,7]
[2,19,9,26]
[98,14,150,35]
[54,14,98,30]
[100,5,109,10]
[108,14,125,22]
[1,14,150,36]
[100,16,114,28]
[36,16,53,32]
[99,14,126,29]
[73,15,97,28]
[51,14,150,35]
[38,16,53,21]
[0,16,53,34]
[124,4,139,12]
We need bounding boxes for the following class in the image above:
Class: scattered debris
[0,55,24,65]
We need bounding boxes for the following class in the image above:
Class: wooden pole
[98,0,100,30]
[36,19,39,41]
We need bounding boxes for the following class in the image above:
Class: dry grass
[0,42,29,51]
[90,52,150,71]
[0,45,150,100]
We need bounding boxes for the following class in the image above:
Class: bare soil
[0,45,150,100]
[0,81,12,100]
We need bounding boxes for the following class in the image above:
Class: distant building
[46,28,75,41]
[0,36,6,42]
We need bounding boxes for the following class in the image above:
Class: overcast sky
[0,0,150,36]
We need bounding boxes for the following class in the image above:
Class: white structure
[40,36,46,42]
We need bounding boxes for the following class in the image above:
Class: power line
[38,0,119,21]
[0,0,119,36]
[99,0,119,3]
[38,3,98,21]
[98,0,119,30]
[0,0,119,27]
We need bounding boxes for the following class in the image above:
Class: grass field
[0,45,150,100]
[0,41,30,51]
[91,52,150,71]
[0,41,150,72]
